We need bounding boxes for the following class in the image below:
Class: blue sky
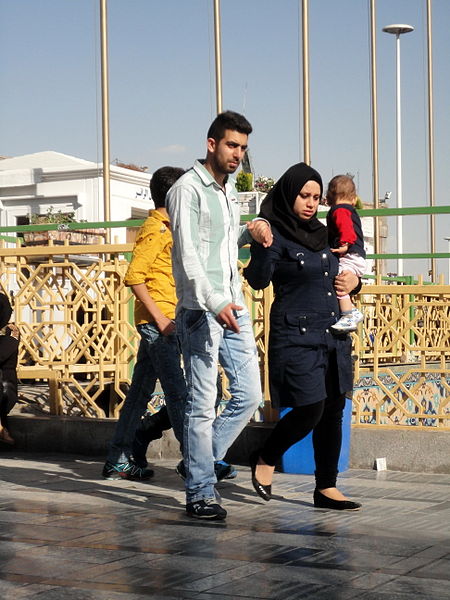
[1,0,449,278]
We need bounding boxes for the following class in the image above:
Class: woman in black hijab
[244,163,361,510]
[0,292,19,445]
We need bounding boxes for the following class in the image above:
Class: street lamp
[382,23,414,277]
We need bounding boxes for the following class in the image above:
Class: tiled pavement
[0,452,449,599]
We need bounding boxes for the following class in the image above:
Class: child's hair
[326,175,356,206]
[150,166,185,208]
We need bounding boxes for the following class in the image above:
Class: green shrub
[236,171,253,192]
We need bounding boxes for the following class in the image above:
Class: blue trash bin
[280,398,352,474]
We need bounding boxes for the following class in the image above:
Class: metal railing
[0,218,448,430]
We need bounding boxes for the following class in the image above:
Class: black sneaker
[176,460,237,482]
[186,499,227,520]
[122,463,154,481]
[175,459,187,480]
[102,461,154,481]
[102,461,133,480]
[215,460,238,480]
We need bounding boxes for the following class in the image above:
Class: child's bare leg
[338,295,353,314]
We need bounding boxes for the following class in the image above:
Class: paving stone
[0,579,41,600]
[413,558,450,580]
[0,453,449,599]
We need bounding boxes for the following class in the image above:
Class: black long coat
[244,227,353,409]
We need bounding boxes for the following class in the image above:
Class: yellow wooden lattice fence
[0,240,449,429]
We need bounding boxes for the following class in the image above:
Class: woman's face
[293,180,321,220]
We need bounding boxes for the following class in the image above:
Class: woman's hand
[335,271,359,296]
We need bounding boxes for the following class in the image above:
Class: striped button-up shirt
[167,160,252,316]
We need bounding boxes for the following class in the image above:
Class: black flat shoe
[313,488,361,511]
[249,451,272,502]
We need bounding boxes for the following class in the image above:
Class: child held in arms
[326,175,366,332]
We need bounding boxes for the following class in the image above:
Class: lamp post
[213,0,223,115]
[99,0,111,242]
[301,0,310,165]
[382,24,414,277]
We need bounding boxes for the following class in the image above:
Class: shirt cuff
[252,217,271,227]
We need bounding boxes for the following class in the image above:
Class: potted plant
[23,207,106,246]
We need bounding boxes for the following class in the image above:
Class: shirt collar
[193,159,230,190]
[148,208,170,226]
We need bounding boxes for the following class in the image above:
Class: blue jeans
[178,308,261,503]
[106,322,187,465]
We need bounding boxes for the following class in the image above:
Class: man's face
[207,129,248,176]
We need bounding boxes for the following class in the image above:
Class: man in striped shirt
[167,111,272,520]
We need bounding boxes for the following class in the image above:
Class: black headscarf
[0,293,12,329]
[259,162,328,251]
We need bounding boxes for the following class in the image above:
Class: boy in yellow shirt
[102,166,186,480]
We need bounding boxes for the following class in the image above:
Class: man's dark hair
[150,166,185,208]
[207,110,252,142]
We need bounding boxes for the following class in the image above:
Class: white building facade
[0,151,152,243]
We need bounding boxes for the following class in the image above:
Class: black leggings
[259,393,346,489]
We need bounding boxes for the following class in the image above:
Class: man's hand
[155,316,176,336]
[247,220,273,247]
[335,270,359,296]
[7,323,20,340]
[131,283,176,336]
[216,303,243,334]
[331,243,349,255]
